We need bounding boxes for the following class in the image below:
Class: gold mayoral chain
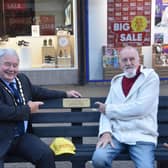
[15,77,26,105]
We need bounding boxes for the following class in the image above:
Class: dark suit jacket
[0,73,67,158]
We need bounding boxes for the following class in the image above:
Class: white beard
[123,68,137,78]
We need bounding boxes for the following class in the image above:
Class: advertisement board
[107,0,151,47]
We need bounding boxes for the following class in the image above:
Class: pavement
[5,81,168,168]
[4,161,135,168]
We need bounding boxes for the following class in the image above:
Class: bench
[5,96,168,168]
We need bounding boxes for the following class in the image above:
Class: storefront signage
[111,21,146,42]
[107,0,151,47]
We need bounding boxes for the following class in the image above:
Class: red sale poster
[107,0,151,47]
[40,16,55,35]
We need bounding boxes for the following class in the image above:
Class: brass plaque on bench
[63,98,90,108]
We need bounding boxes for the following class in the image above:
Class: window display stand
[152,44,168,78]
[56,34,72,68]
[42,46,56,68]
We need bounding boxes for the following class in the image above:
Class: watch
[58,36,69,47]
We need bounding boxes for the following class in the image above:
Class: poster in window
[40,16,55,35]
[4,0,26,11]
[155,0,168,26]
[31,25,40,37]
[107,0,151,47]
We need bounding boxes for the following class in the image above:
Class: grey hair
[0,48,18,59]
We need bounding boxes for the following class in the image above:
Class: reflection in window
[2,0,34,36]
[0,0,76,70]
[1,0,73,36]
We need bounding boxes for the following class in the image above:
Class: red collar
[122,66,141,96]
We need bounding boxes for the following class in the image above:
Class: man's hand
[66,90,82,98]
[96,132,114,148]
[163,142,168,148]
[95,101,106,114]
[28,101,44,113]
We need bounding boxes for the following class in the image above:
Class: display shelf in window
[102,47,122,80]
[56,31,72,68]
[41,46,56,68]
[152,44,168,78]
[102,46,143,80]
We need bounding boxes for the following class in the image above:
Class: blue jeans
[92,137,155,168]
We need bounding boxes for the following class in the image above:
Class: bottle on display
[48,38,52,46]
[43,39,47,46]
[113,49,119,68]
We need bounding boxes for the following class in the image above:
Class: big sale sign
[107,0,151,47]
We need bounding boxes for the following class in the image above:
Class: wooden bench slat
[40,97,106,109]
[33,126,99,137]
[90,97,106,107]
[31,112,100,123]
[41,99,63,108]
[158,110,168,122]
[158,124,168,136]
[158,96,168,108]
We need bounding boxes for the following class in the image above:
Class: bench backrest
[31,97,105,144]
[31,96,168,145]
[158,96,168,143]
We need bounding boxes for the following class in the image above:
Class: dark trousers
[0,133,56,168]
[0,160,3,168]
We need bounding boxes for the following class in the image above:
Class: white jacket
[99,66,160,145]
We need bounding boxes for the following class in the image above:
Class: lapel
[112,74,126,100]
[0,79,18,106]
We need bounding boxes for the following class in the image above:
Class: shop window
[0,0,77,70]
[0,0,73,36]
[1,0,34,36]
[87,0,151,81]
